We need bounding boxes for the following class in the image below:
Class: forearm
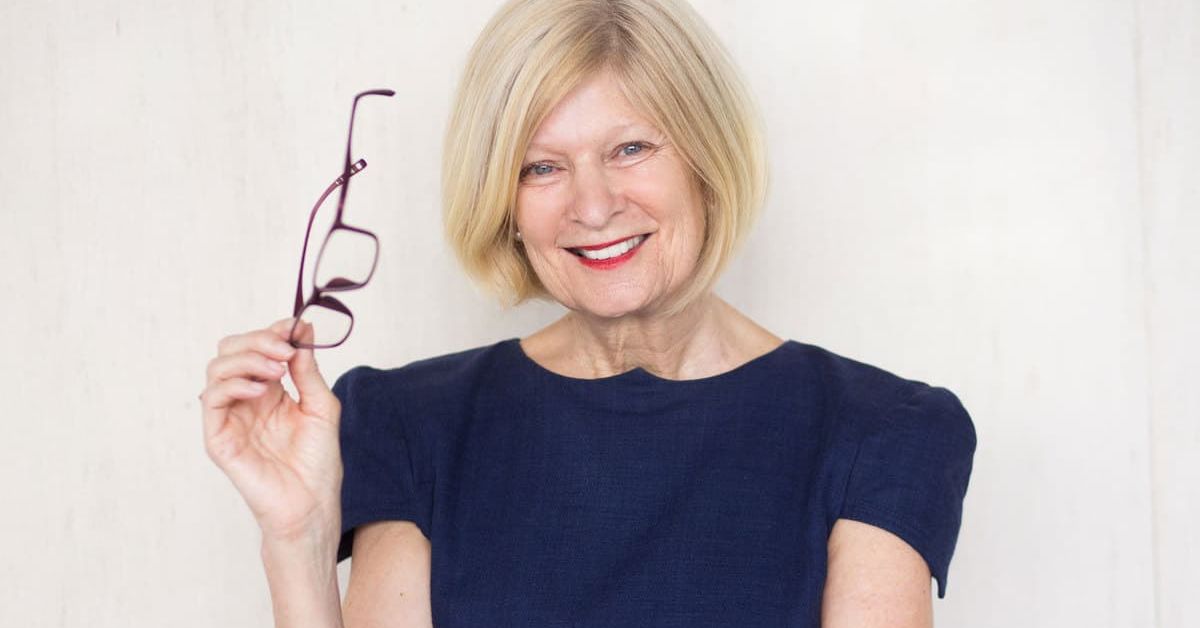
[261,533,345,628]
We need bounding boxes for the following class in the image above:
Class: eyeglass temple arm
[333,89,396,223]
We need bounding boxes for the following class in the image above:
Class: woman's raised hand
[200,317,344,544]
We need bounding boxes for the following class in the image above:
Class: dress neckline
[505,337,795,386]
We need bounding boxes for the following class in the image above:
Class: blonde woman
[199,1,976,626]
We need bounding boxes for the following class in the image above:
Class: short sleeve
[332,366,429,562]
[838,384,978,598]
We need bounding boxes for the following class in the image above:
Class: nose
[568,158,620,228]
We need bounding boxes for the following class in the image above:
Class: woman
[199,1,977,626]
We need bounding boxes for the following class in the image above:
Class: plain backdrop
[1,0,1196,626]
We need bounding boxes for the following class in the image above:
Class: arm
[261,533,345,628]
[258,520,432,628]
[200,318,348,628]
[342,521,434,628]
[821,518,934,628]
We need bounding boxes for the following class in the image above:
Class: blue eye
[622,143,645,156]
[521,163,555,179]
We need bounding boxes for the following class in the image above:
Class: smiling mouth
[567,234,650,260]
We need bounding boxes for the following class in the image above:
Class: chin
[570,288,655,320]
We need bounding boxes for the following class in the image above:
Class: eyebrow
[527,123,658,152]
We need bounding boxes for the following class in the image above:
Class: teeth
[574,235,645,260]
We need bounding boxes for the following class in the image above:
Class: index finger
[268,316,299,339]
[215,318,300,359]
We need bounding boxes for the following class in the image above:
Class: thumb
[289,321,338,418]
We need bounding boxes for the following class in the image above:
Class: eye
[620,142,649,157]
[519,163,556,179]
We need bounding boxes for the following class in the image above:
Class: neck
[523,293,782,381]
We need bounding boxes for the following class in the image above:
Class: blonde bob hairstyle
[442,0,767,313]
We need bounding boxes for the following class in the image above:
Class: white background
[1,0,1195,626]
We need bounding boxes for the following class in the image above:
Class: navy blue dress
[333,338,976,627]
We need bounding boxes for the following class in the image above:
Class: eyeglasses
[289,88,394,349]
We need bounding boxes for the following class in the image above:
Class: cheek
[680,182,707,254]
[515,187,565,241]
[514,199,571,288]
[663,205,706,287]
[651,183,706,257]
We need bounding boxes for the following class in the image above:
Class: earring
[515,231,523,242]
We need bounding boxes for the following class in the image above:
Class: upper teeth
[574,235,646,260]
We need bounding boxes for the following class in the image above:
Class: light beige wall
[1137,1,1200,626]
[0,0,1193,625]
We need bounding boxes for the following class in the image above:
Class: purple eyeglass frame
[288,88,395,349]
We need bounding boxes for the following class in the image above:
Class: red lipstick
[576,236,636,251]
[570,234,649,270]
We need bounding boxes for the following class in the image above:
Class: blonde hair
[442,0,767,312]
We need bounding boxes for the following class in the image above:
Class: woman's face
[514,69,706,319]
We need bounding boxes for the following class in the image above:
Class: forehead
[527,71,659,149]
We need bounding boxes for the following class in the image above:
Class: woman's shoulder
[334,338,516,395]
[781,340,917,399]
[781,340,973,439]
